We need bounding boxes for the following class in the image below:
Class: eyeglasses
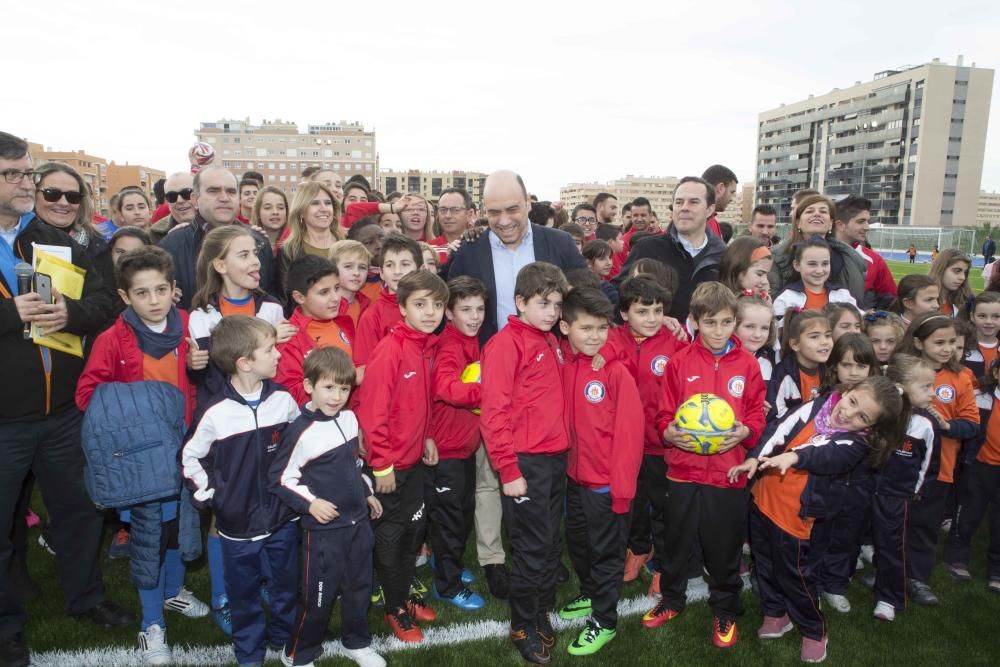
[438,206,467,216]
[165,188,194,203]
[863,310,891,322]
[1,169,35,184]
[38,188,83,205]
[574,216,597,225]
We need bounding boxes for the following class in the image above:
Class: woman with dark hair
[33,163,116,312]
[767,193,866,305]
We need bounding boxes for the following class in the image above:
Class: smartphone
[34,272,52,305]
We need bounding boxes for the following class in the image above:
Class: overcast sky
[5,0,999,201]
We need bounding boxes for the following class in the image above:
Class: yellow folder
[32,250,86,358]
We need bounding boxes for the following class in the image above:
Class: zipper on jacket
[249,403,266,518]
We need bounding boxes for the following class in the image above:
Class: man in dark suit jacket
[448,170,586,344]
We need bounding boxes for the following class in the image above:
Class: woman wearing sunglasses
[33,163,116,319]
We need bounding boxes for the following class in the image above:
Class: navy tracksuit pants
[872,493,909,610]
[283,523,374,666]
[907,478,949,582]
[945,460,1000,579]
[427,455,476,598]
[749,503,826,641]
[220,520,299,664]
[565,480,628,629]
[374,466,426,612]
[811,481,872,594]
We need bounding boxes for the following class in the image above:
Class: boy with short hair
[76,246,208,665]
[270,348,386,667]
[556,287,643,656]
[595,223,627,279]
[353,233,423,367]
[356,270,449,643]
[275,255,355,406]
[330,240,373,330]
[560,223,585,253]
[645,282,765,649]
[481,261,571,664]
[601,275,688,595]
[427,276,489,611]
[180,315,302,666]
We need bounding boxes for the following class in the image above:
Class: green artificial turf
[19,508,1000,666]
[885,260,985,293]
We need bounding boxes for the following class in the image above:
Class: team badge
[935,384,955,403]
[727,376,746,398]
[584,381,606,403]
[808,434,825,445]
[651,355,669,376]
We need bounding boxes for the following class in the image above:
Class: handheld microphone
[15,262,33,339]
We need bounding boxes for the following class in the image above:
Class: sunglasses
[165,188,194,203]
[38,188,83,205]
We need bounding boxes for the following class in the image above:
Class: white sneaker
[163,588,210,618]
[344,646,387,667]
[855,557,865,571]
[821,592,851,613]
[415,543,430,567]
[860,544,875,564]
[873,600,896,621]
[138,624,172,665]
[279,649,314,667]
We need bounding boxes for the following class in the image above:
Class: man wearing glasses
[430,187,476,270]
[149,172,196,243]
[0,132,127,667]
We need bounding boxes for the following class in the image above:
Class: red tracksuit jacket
[602,324,689,456]
[430,323,482,460]
[481,316,569,484]
[655,337,766,489]
[75,309,196,424]
[275,304,355,406]
[353,286,401,367]
[356,323,433,476]
[561,347,644,514]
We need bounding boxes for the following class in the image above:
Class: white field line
[30,578,721,666]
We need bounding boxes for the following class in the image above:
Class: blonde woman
[275,182,342,295]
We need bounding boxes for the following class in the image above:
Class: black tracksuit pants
[500,452,566,631]
[945,460,1000,579]
[907,478,949,583]
[374,466,425,611]
[627,454,668,570]
[564,480,628,629]
[872,493,909,610]
[284,523,374,666]
[749,503,826,641]
[811,481,872,594]
[427,455,476,597]
[660,480,745,620]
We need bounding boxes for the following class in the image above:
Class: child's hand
[355,364,366,385]
[759,452,800,475]
[308,498,339,524]
[423,438,439,466]
[172,287,183,305]
[763,400,772,415]
[186,337,209,370]
[375,471,396,495]
[714,422,751,453]
[503,477,528,497]
[926,406,950,431]
[727,458,759,483]
[591,353,606,371]
[275,321,298,344]
[367,495,383,520]
[663,422,698,451]
[662,316,689,341]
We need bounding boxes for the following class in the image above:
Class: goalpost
[866,226,977,263]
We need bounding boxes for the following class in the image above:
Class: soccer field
[886,260,985,293]
[20,514,1000,666]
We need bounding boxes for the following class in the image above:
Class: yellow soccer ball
[461,362,481,415]
[674,393,736,455]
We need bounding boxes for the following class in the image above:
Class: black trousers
[627,454,668,570]
[907,478,949,583]
[427,455,476,597]
[811,481,872,594]
[872,493,909,610]
[749,503,826,641]
[0,409,105,638]
[285,523,374,666]
[374,466,425,611]
[660,480,745,619]
[565,481,628,629]
[500,453,566,631]
[945,460,1000,579]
